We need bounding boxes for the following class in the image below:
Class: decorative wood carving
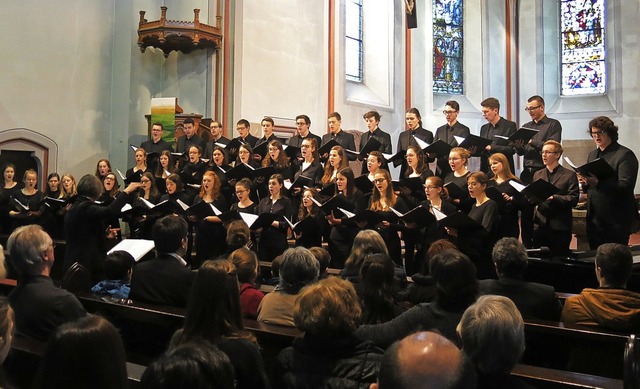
[138,7,222,57]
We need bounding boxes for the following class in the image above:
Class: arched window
[345,0,364,82]
[432,0,463,94]
[560,0,606,96]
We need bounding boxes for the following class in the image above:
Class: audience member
[170,259,269,389]
[562,243,640,331]
[458,295,533,389]
[258,247,319,327]
[356,249,478,348]
[308,246,330,278]
[140,341,235,389]
[7,225,86,341]
[360,253,404,324]
[222,219,252,257]
[372,331,476,389]
[129,215,195,307]
[479,237,561,320]
[0,296,14,389]
[229,248,265,319]
[400,239,457,305]
[274,277,383,388]
[32,315,128,389]
[91,250,136,299]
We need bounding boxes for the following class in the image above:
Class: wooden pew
[512,364,622,389]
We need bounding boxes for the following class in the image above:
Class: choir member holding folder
[444,147,472,212]
[398,145,434,207]
[531,140,578,256]
[207,145,234,204]
[257,174,293,263]
[9,169,45,230]
[291,188,325,248]
[189,171,229,268]
[326,167,366,268]
[126,172,161,239]
[321,145,348,188]
[155,150,177,194]
[444,172,498,279]
[369,169,408,268]
[487,153,524,240]
[578,116,639,249]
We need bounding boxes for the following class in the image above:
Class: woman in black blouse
[126,147,150,179]
[326,167,365,268]
[41,173,65,239]
[154,150,177,194]
[190,171,229,267]
[208,145,233,204]
[9,169,44,230]
[488,152,524,240]
[257,174,293,263]
[294,188,325,248]
[0,164,22,234]
[444,146,472,212]
[182,145,207,198]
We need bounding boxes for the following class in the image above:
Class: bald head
[373,332,475,389]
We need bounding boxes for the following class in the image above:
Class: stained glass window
[432,0,463,94]
[345,0,363,82]
[560,0,606,96]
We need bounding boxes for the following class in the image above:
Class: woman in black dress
[154,150,177,194]
[208,145,233,204]
[488,152,524,240]
[444,146,472,212]
[294,188,325,248]
[257,174,293,263]
[0,163,22,234]
[190,171,229,267]
[9,169,44,230]
[41,173,65,239]
[126,147,150,179]
[127,172,160,239]
[95,159,112,182]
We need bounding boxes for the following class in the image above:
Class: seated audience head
[177,259,250,345]
[33,315,127,389]
[271,254,284,278]
[278,247,320,294]
[103,250,135,281]
[345,229,389,273]
[77,174,104,201]
[492,237,528,279]
[373,331,476,389]
[153,215,188,255]
[424,239,458,274]
[429,249,478,310]
[457,295,525,376]
[226,219,250,249]
[140,341,235,389]
[360,253,396,324]
[0,296,14,364]
[308,246,330,277]
[294,276,361,336]
[229,247,259,285]
[595,243,633,288]
[7,225,55,276]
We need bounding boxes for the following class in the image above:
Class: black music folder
[564,156,615,180]
[509,179,559,205]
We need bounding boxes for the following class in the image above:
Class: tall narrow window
[432,0,463,94]
[345,0,363,82]
[560,0,606,96]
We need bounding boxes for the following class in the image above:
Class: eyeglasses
[590,131,604,137]
[373,178,386,184]
[525,105,541,112]
[235,190,247,194]
[423,185,438,190]
[443,110,457,115]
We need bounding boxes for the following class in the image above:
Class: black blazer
[63,192,132,280]
[293,159,324,188]
[321,131,357,160]
[479,117,517,174]
[479,277,562,321]
[129,254,195,307]
[532,165,579,232]
[175,134,205,154]
[360,128,392,174]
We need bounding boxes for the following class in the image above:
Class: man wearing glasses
[434,100,470,177]
[515,95,562,248]
[141,122,173,172]
[287,114,321,162]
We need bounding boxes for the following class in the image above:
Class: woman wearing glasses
[127,172,160,239]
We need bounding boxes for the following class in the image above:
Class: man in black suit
[287,114,321,160]
[479,237,562,320]
[478,98,517,175]
[204,120,230,161]
[8,225,87,341]
[321,112,357,161]
[397,108,434,178]
[580,116,639,249]
[175,118,205,154]
[516,95,562,248]
[228,118,259,162]
[532,140,579,256]
[129,215,195,307]
[434,100,470,178]
[360,110,392,175]
[141,122,173,173]
[254,116,283,162]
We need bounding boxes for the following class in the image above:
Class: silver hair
[7,225,52,275]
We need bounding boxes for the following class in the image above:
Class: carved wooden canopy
[137,7,222,57]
